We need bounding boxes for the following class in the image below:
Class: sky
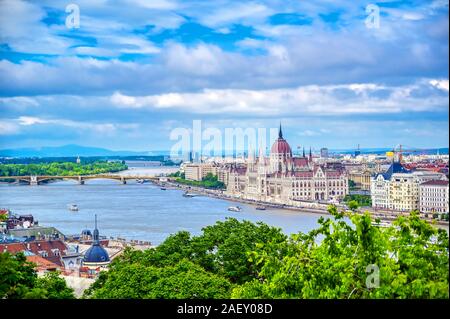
[0,0,448,152]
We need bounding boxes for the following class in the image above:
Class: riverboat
[183,192,197,197]
[68,204,78,211]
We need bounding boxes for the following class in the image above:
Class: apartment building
[419,180,449,214]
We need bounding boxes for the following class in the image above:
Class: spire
[278,122,283,139]
[93,214,99,243]
[309,147,312,161]
[303,147,305,157]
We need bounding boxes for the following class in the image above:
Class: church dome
[83,243,110,263]
[270,124,292,156]
[83,215,110,265]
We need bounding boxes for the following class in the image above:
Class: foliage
[168,171,184,179]
[0,252,75,299]
[85,260,232,299]
[86,211,449,299]
[85,218,286,298]
[162,159,180,166]
[344,194,372,207]
[347,200,359,211]
[233,207,449,299]
[348,179,357,189]
[35,271,75,299]
[176,173,225,189]
[0,161,127,177]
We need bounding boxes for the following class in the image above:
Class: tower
[269,123,292,173]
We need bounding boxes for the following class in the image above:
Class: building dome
[270,124,292,156]
[81,229,92,237]
[83,215,110,266]
[83,243,110,264]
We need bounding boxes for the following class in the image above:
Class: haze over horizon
[0,0,448,151]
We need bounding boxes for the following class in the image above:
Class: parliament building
[223,125,349,205]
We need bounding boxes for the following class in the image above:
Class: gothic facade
[224,126,349,204]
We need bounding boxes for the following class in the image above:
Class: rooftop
[420,180,449,186]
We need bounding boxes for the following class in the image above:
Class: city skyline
[0,0,449,151]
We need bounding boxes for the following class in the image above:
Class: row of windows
[291,181,346,188]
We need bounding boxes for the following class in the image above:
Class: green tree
[347,200,359,211]
[35,271,75,299]
[348,179,356,189]
[0,161,127,178]
[85,209,448,299]
[0,252,75,299]
[232,206,449,299]
[0,252,39,298]
[85,260,232,299]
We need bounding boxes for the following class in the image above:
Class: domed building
[270,124,293,173]
[80,229,92,241]
[82,215,110,271]
[224,123,349,203]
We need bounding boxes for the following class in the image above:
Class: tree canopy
[0,252,75,299]
[0,161,127,177]
[175,173,225,189]
[85,208,449,299]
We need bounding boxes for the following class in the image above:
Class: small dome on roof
[81,229,92,236]
[83,244,109,263]
[82,215,110,265]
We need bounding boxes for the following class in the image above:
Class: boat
[160,187,166,190]
[183,192,197,198]
[68,204,78,211]
[255,206,266,210]
[228,206,241,212]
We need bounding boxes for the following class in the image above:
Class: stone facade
[223,126,348,205]
[184,163,219,181]
[371,163,448,212]
[419,180,449,214]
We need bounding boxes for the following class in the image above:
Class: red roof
[420,180,449,186]
[270,138,292,156]
[293,157,309,167]
[0,240,68,267]
[26,255,61,271]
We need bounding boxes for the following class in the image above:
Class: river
[0,168,327,245]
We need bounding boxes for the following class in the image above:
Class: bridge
[0,174,169,185]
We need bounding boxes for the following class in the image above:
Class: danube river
[0,170,327,245]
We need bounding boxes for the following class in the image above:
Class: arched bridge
[0,175,170,185]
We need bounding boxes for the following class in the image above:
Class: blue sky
[0,0,448,151]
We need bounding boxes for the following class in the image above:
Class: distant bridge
[0,174,170,185]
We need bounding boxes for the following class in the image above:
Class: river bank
[155,179,449,228]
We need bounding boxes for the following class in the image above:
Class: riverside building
[223,125,348,205]
[371,158,448,212]
[419,180,449,214]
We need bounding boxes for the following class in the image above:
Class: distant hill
[329,147,449,155]
[1,144,447,158]
[0,144,150,158]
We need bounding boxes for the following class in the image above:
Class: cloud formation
[0,0,448,149]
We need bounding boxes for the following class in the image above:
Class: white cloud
[197,2,272,28]
[0,121,19,135]
[109,81,449,116]
[430,79,449,92]
[15,116,139,135]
